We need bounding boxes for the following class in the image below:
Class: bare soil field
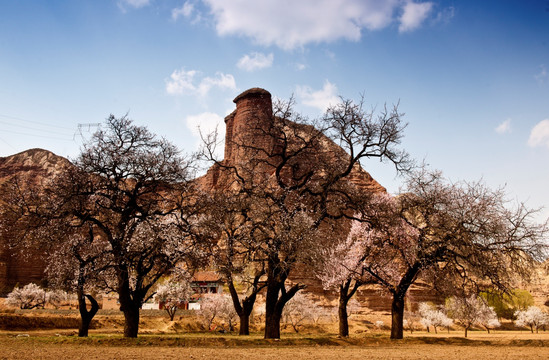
[1,331,549,360]
[1,310,549,359]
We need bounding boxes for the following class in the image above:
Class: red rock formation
[0,149,71,294]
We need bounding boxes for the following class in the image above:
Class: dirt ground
[1,332,549,360]
[1,308,549,359]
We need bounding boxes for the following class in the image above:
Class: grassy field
[1,309,549,359]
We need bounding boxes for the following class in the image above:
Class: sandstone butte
[0,89,465,309]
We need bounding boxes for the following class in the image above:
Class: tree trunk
[338,296,349,337]
[122,303,140,338]
[390,295,405,339]
[239,314,250,335]
[264,266,283,339]
[227,277,260,336]
[77,292,99,337]
[464,326,468,338]
[265,307,283,339]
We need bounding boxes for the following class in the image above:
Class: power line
[0,119,74,137]
[0,113,74,131]
[0,128,74,141]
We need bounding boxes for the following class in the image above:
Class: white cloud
[237,52,274,71]
[528,119,549,148]
[186,112,226,157]
[118,0,150,11]
[203,0,433,50]
[495,119,511,134]
[186,112,225,138]
[172,1,202,23]
[166,68,236,97]
[172,1,194,20]
[296,80,339,113]
[399,1,434,32]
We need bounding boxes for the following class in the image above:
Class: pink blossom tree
[201,94,410,339]
[349,169,547,339]
[316,220,371,337]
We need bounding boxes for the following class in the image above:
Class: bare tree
[350,169,547,339]
[204,192,267,335]
[3,116,205,337]
[1,175,109,337]
[201,92,409,339]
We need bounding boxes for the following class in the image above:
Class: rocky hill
[0,149,72,294]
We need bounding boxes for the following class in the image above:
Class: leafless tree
[201,95,409,339]
[3,116,206,338]
[203,192,267,335]
[350,168,547,339]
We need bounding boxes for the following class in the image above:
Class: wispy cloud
[166,68,236,97]
[172,1,202,23]
[433,6,455,25]
[535,65,548,84]
[237,52,274,72]
[172,1,193,20]
[203,0,434,50]
[118,0,150,12]
[296,80,339,113]
[495,119,512,134]
[399,1,434,33]
[528,119,549,148]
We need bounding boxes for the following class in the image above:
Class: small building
[191,271,224,294]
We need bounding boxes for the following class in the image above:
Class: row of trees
[1,95,547,339]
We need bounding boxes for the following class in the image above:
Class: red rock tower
[224,88,273,167]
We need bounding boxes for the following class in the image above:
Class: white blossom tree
[514,306,549,333]
[199,294,238,332]
[57,116,205,338]
[155,277,193,321]
[6,283,47,309]
[418,302,452,333]
[446,295,498,337]
[282,292,317,333]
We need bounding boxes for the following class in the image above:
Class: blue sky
[1,0,548,219]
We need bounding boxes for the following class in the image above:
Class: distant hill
[0,149,72,294]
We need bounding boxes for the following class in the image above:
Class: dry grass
[1,332,549,360]
[1,309,549,359]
